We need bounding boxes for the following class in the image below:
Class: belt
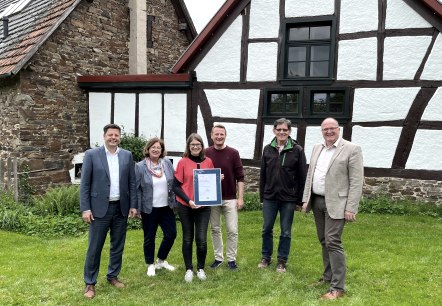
[313,194,325,198]
[109,200,120,204]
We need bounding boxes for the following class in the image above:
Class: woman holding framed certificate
[173,133,214,282]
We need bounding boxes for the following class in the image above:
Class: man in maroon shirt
[205,124,245,270]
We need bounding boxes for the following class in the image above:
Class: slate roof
[0,0,81,77]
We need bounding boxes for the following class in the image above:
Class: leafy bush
[18,164,35,206]
[242,192,261,211]
[359,194,442,218]
[33,185,80,216]
[119,132,147,162]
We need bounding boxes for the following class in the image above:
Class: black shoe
[228,261,238,270]
[210,260,223,268]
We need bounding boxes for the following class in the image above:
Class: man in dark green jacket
[258,118,307,273]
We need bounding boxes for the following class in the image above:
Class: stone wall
[0,0,191,193]
[243,166,442,204]
[146,0,190,73]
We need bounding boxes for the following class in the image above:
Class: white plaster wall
[384,36,432,80]
[339,0,378,33]
[337,38,377,80]
[213,122,257,159]
[262,124,298,150]
[303,126,327,164]
[197,105,209,147]
[114,93,136,134]
[164,94,187,152]
[249,0,279,39]
[352,126,402,168]
[421,87,442,121]
[386,0,431,29]
[247,42,278,81]
[195,16,242,82]
[205,89,260,119]
[421,34,442,80]
[285,0,334,17]
[88,92,112,147]
[406,130,442,170]
[138,93,162,139]
[353,87,420,122]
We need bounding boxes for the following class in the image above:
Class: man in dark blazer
[302,117,364,300]
[80,124,137,299]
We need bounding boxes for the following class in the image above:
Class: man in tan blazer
[302,117,364,300]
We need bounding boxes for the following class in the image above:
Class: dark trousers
[141,206,177,265]
[312,195,346,291]
[177,204,211,270]
[84,202,127,285]
[261,199,296,262]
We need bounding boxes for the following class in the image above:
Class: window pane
[271,93,284,104]
[288,62,306,77]
[289,27,309,40]
[286,93,299,114]
[270,102,284,113]
[310,61,329,77]
[311,45,329,61]
[329,103,343,113]
[310,26,330,40]
[330,92,344,103]
[312,93,327,113]
[288,47,306,61]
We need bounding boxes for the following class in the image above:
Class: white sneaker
[184,269,194,282]
[155,259,175,271]
[147,264,156,277]
[196,269,207,281]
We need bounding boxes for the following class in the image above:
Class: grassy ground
[0,211,441,305]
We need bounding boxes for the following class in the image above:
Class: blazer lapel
[327,140,345,173]
[310,144,323,168]
[99,146,110,179]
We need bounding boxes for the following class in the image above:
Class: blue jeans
[141,206,177,265]
[178,204,211,270]
[84,202,128,285]
[261,199,296,262]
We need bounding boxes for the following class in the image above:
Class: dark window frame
[263,87,350,124]
[263,87,303,124]
[278,16,337,86]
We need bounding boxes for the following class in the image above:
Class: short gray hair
[273,118,292,129]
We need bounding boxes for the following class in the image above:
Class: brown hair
[211,124,227,135]
[143,137,166,158]
[103,123,121,134]
[183,133,206,159]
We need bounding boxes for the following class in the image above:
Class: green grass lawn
[1,211,441,305]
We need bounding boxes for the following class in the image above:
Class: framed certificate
[193,168,222,206]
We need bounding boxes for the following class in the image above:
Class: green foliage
[359,194,442,218]
[242,192,262,211]
[119,132,147,162]
[18,164,35,205]
[33,185,80,216]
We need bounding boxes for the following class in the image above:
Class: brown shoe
[276,260,286,273]
[108,278,125,288]
[321,290,345,300]
[258,258,271,268]
[84,284,95,299]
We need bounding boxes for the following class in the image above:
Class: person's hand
[189,200,201,209]
[344,210,356,222]
[129,208,138,218]
[301,202,308,213]
[237,198,244,210]
[82,211,94,224]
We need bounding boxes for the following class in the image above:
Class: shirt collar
[322,137,341,149]
[105,146,120,155]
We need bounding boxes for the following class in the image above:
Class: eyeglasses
[322,127,339,132]
[275,128,289,132]
[190,144,202,148]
